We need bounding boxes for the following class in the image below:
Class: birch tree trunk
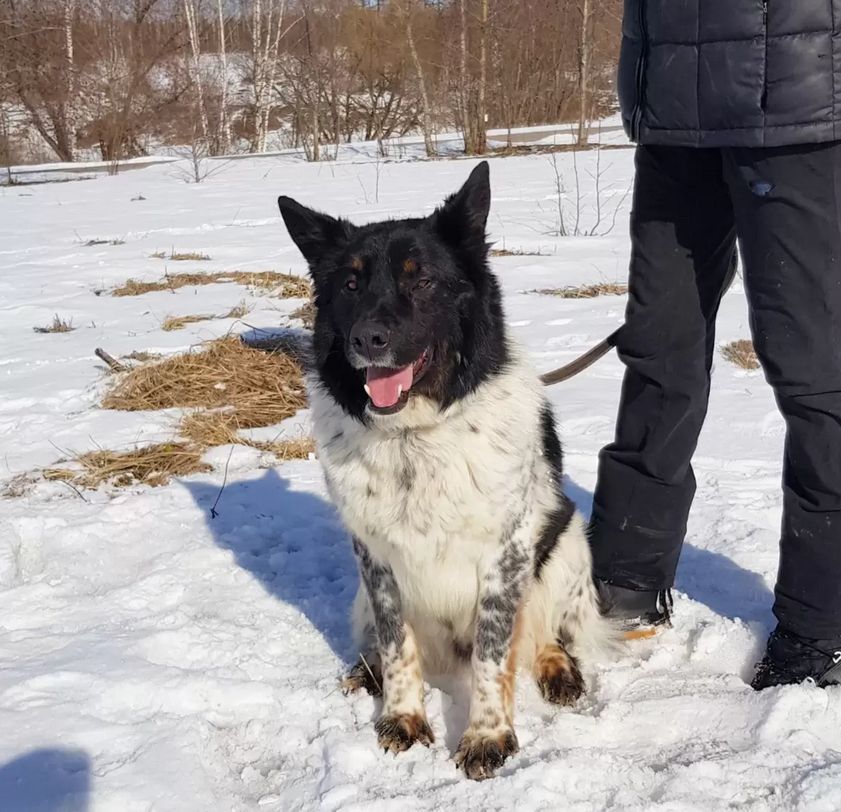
[216,0,231,154]
[458,0,474,153]
[251,0,287,154]
[184,0,210,145]
[0,106,13,184]
[402,0,435,157]
[475,0,488,154]
[61,0,77,160]
[577,0,591,146]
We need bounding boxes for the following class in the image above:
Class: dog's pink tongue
[366,364,413,409]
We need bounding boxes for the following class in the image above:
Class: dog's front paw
[375,713,435,755]
[454,727,519,780]
[534,644,585,706]
[341,656,383,697]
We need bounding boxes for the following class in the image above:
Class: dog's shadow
[184,467,477,752]
[183,467,771,758]
[183,468,357,661]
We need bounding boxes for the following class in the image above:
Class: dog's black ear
[278,196,352,268]
[430,161,491,247]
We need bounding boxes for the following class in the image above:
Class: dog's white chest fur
[308,355,559,654]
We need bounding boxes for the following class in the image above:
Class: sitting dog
[277,162,615,780]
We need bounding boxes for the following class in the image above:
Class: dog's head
[278,161,508,421]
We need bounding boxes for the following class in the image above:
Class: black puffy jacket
[618,1,841,147]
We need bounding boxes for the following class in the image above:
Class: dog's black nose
[350,321,391,361]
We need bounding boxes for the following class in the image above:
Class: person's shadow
[184,468,358,661]
[566,477,774,624]
[0,748,90,812]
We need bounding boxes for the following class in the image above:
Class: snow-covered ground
[7,118,627,184]
[1,141,840,812]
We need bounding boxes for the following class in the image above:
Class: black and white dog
[278,162,615,780]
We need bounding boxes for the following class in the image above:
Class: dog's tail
[565,571,627,664]
[527,513,625,666]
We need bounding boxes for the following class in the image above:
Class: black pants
[590,142,841,639]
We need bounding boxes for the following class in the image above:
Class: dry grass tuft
[43,442,211,489]
[224,300,251,319]
[0,473,37,499]
[179,411,314,459]
[122,350,161,362]
[24,336,314,494]
[290,300,315,329]
[489,247,544,257]
[160,300,251,332]
[33,314,75,333]
[233,271,311,298]
[161,313,214,332]
[152,250,212,261]
[721,339,760,370]
[85,237,125,247]
[111,271,310,299]
[266,436,316,460]
[102,336,306,427]
[535,282,628,299]
[112,274,208,296]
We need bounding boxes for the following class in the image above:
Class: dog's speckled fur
[278,162,617,780]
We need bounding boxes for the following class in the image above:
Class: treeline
[0,0,621,165]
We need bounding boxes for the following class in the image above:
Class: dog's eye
[345,276,358,292]
[415,278,434,291]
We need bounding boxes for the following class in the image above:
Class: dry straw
[111,271,310,298]
[39,336,312,490]
[44,443,211,489]
[721,339,760,370]
[535,282,628,299]
[101,336,306,421]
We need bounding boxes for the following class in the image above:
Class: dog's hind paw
[534,643,585,706]
[454,727,519,780]
[341,656,383,697]
[375,713,435,755]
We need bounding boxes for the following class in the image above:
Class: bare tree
[84,0,187,162]
[457,0,488,155]
[474,0,488,154]
[61,0,78,157]
[2,0,80,161]
[172,126,228,183]
[0,105,14,184]
[0,0,623,166]
[216,0,231,154]
[401,2,435,156]
[577,0,592,145]
[458,0,473,151]
[245,0,291,153]
[183,0,210,145]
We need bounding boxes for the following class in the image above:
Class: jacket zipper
[630,0,648,141]
[761,0,768,111]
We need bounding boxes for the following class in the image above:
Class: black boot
[751,626,841,690]
[595,579,673,633]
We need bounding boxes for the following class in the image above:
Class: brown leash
[539,328,620,386]
[540,252,740,386]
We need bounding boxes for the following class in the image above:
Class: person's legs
[590,145,737,598]
[723,142,841,649]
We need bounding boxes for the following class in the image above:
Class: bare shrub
[33,315,75,333]
[721,340,760,370]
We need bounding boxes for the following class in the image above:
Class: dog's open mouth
[364,349,431,415]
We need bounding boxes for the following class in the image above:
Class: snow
[7,119,627,183]
[1,138,840,812]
